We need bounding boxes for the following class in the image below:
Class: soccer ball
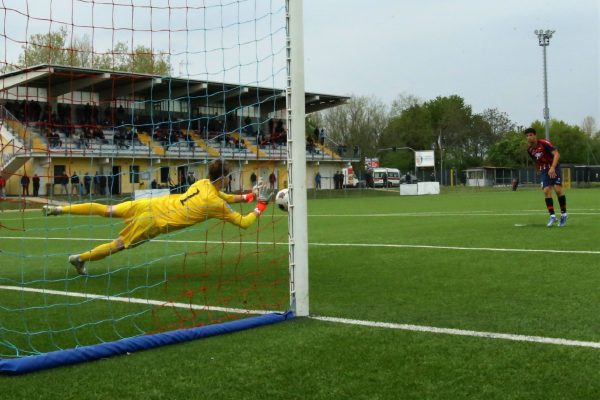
[275,188,289,212]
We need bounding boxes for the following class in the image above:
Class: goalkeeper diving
[42,160,273,275]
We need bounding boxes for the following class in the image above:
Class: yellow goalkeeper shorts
[116,200,162,248]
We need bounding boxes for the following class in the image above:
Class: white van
[370,168,400,187]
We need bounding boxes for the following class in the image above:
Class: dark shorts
[541,165,562,188]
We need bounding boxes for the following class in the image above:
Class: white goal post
[286,0,309,317]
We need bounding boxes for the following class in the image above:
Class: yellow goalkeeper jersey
[149,179,257,230]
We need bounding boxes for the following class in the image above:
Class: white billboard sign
[415,151,435,167]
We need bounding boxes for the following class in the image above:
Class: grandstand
[0,64,354,197]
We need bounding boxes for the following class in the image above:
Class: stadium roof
[0,64,349,114]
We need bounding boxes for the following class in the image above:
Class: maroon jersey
[527,139,556,171]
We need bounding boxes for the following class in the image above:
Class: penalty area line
[310,315,600,350]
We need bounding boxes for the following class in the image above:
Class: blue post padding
[0,311,293,375]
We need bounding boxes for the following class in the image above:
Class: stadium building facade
[0,64,355,197]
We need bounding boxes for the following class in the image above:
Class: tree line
[2,28,171,75]
[308,94,600,174]
[4,30,599,175]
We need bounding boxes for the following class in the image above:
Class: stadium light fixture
[534,29,555,140]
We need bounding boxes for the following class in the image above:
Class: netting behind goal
[0,0,297,374]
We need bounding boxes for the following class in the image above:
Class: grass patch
[1,187,599,398]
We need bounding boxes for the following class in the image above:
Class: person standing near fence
[84,172,92,195]
[32,173,41,197]
[20,172,30,197]
[71,172,80,197]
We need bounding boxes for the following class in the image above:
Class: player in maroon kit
[525,127,567,227]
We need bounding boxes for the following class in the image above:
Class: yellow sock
[79,241,122,262]
[62,203,108,216]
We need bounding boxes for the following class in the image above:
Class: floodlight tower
[534,29,555,140]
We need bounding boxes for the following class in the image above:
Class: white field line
[5,209,600,221]
[310,315,600,350]
[308,210,600,217]
[0,285,275,315]
[1,284,599,350]
[1,236,599,255]
[309,242,600,255]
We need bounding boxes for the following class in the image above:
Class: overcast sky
[304,0,599,128]
[1,0,598,129]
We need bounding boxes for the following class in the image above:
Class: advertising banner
[364,157,380,169]
[415,151,435,167]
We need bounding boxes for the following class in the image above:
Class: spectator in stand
[21,172,30,197]
[268,119,274,138]
[91,104,99,124]
[32,173,41,197]
[185,131,195,150]
[117,105,125,121]
[319,128,326,146]
[0,174,6,199]
[256,130,264,147]
[315,171,321,190]
[243,116,254,136]
[54,132,63,147]
[151,179,158,189]
[103,105,112,125]
[274,120,286,145]
[83,103,92,124]
[94,127,106,143]
[269,171,276,190]
[306,137,316,155]
[77,132,87,149]
[250,171,257,188]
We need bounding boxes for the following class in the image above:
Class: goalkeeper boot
[42,205,61,216]
[68,255,88,275]
[546,214,557,227]
[559,213,568,227]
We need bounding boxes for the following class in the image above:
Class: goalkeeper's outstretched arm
[218,191,255,204]
[220,186,273,229]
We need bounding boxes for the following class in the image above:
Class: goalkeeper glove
[254,186,273,214]
[241,192,255,202]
